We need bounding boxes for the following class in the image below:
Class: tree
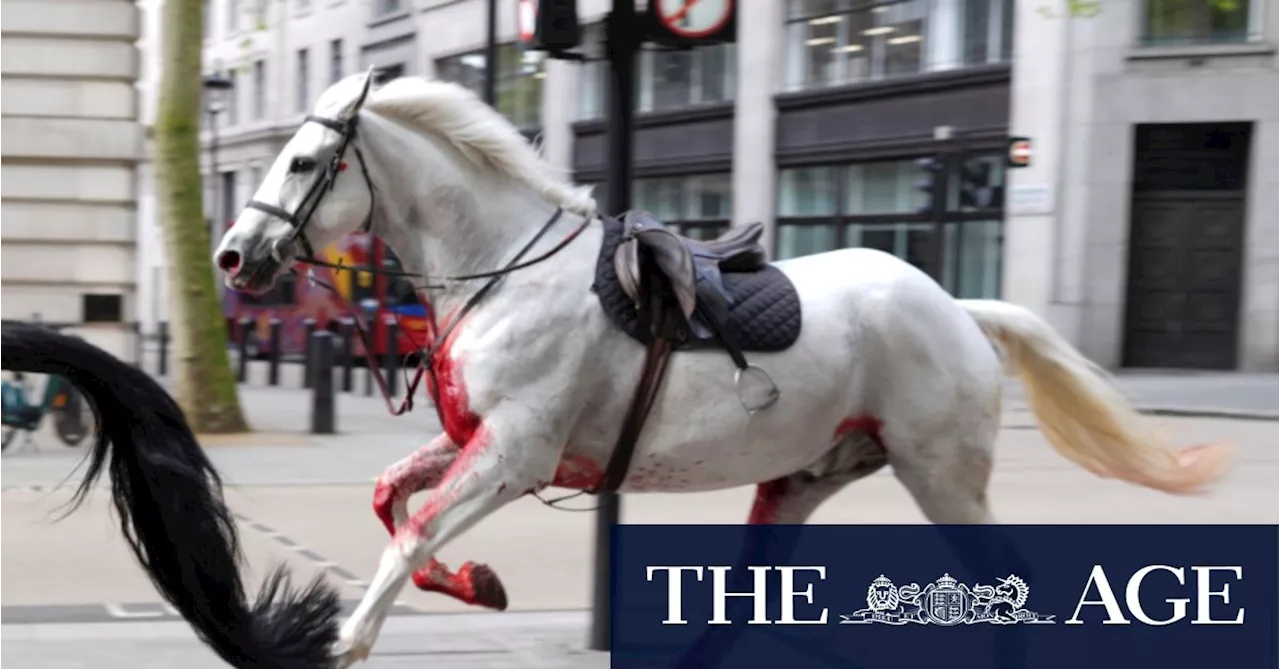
[153,0,248,433]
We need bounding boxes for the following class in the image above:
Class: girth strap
[593,285,676,495]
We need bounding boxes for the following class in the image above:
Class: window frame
[774,154,1005,297]
[1136,0,1264,48]
[329,38,344,85]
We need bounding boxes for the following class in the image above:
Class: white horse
[214,71,1231,666]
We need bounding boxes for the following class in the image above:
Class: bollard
[383,318,399,396]
[339,319,355,393]
[302,318,317,388]
[309,330,336,435]
[237,317,252,383]
[267,319,282,386]
[158,321,170,376]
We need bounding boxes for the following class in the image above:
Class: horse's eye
[289,156,317,173]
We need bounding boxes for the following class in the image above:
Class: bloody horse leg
[372,434,508,610]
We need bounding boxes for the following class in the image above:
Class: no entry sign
[1008,136,1032,168]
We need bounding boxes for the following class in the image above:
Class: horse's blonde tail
[959,299,1232,494]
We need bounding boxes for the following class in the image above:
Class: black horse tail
[0,323,340,668]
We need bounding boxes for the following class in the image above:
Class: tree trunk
[153,0,248,433]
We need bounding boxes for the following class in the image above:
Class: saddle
[590,212,803,493]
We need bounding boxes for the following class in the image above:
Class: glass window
[227,0,239,32]
[845,160,925,214]
[776,158,1005,297]
[252,0,267,29]
[329,39,344,84]
[225,69,239,126]
[684,174,733,220]
[1141,0,1257,46]
[778,167,837,216]
[437,43,545,129]
[631,173,732,238]
[295,48,309,112]
[635,177,683,221]
[374,0,403,16]
[581,41,734,117]
[784,0,1012,91]
[252,59,265,120]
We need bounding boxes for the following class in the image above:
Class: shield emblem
[927,589,967,625]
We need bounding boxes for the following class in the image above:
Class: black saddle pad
[591,215,803,353]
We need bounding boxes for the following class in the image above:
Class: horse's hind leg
[888,418,1033,669]
[373,434,508,610]
[672,433,887,669]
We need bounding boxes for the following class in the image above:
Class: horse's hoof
[466,563,509,611]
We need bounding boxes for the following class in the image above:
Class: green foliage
[1039,0,1243,19]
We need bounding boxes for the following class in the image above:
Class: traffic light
[915,155,945,215]
[958,158,998,210]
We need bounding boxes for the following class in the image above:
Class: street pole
[483,0,498,106]
[590,0,638,653]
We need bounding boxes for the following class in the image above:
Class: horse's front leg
[336,421,557,667]
[372,434,508,609]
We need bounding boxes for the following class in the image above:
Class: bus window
[383,250,421,307]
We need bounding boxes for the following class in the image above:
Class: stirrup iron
[734,364,779,416]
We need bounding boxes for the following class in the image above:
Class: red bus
[222,231,431,360]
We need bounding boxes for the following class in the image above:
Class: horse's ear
[339,67,377,121]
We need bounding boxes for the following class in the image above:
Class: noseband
[244,114,375,260]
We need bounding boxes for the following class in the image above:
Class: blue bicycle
[1,370,90,451]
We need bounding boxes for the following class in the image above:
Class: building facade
[1007,0,1277,371]
[137,0,1276,371]
[2,0,144,358]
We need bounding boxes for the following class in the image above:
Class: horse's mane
[364,77,597,218]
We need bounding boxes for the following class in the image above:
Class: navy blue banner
[611,525,1278,669]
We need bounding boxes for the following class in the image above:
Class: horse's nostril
[217,250,242,273]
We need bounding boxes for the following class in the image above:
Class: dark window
[83,294,123,323]
[635,173,732,239]
[577,23,735,118]
[1141,0,1257,47]
[373,63,405,84]
[296,48,310,112]
[776,155,1005,299]
[329,39,344,84]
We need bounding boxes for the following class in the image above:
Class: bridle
[244,113,375,261]
[235,87,595,437]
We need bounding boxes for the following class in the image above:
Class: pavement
[2,361,1276,667]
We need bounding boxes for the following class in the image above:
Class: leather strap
[594,281,675,494]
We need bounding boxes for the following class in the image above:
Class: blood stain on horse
[551,455,603,489]
[747,478,790,524]
[398,424,491,545]
[833,415,886,451]
[426,308,482,447]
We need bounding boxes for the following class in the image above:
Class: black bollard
[158,321,169,376]
[339,319,355,393]
[267,319,282,386]
[383,318,399,396]
[309,330,336,435]
[302,318,317,388]
[237,317,252,383]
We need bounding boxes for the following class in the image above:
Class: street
[2,372,1277,667]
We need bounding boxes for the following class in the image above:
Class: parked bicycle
[1,370,92,451]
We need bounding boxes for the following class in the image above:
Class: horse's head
[213,70,377,294]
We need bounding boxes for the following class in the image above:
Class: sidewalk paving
[1,610,608,669]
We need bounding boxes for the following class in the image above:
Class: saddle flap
[619,212,698,320]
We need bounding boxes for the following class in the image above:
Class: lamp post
[202,74,234,251]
